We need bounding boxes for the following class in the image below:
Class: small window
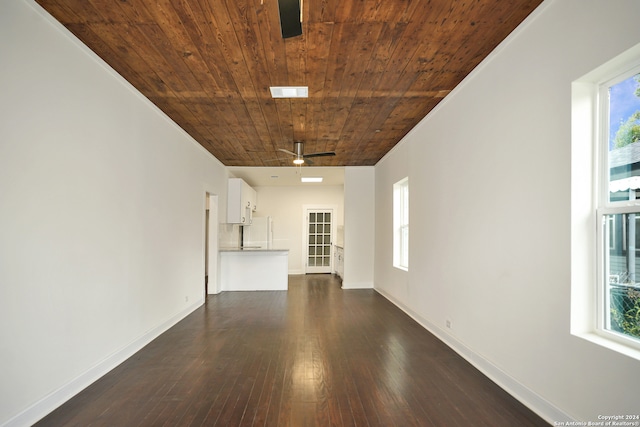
[393,177,409,270]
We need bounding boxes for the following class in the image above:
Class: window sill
[573,331,640,362]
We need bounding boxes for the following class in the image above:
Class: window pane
[401,225,409,268]
[608,215,616,250]
[608,74,640,203]
[325,213,331,222]
[310,213,316,222]
[605,213,640,340]
[402,185,409,223]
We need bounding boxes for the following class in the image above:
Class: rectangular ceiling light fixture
[301,176,323,183]
[270,86,308,98]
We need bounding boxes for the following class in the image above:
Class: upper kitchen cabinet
[227,178,257,224]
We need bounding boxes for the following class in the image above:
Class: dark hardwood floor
[36,275,549,426]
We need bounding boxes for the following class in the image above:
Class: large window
[393,177,409,270]
[598,68,640,347]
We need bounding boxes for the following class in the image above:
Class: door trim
[206,193,220,295]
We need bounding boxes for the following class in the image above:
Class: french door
[306,209,333,273]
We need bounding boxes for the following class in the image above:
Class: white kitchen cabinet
[227,178,257,224]
[242,180,257,212]
[334,245,344,279]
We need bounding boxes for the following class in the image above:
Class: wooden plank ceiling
[35,0,542,167]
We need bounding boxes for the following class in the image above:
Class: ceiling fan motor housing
[293,141,304,164]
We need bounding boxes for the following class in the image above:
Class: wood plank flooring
[36,274,549,426]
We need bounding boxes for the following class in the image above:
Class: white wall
[253,185,344,274]
[0,1,229,425]
[374,0,640,423]
[375,142,411,299]
[343,167,375,288]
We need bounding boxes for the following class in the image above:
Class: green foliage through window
[614,111,640,148]
[611,287,640,338]
[613,74,640,148]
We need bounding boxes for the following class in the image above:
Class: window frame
[595,65,640,352]
[571,42,640,361]
[393,177,409,271]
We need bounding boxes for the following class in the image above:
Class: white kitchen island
[219,248,289,291]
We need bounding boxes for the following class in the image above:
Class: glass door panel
[306,209,333,273]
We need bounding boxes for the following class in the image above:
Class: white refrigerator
[243,216,273,249]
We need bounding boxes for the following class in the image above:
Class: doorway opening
[305,208,334,274]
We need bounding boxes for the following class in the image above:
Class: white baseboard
[341,280,373,289]
[3,298,204,427]
[374,287,571,425]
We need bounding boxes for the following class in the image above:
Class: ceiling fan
[278,142,335,165]
[277,0,303,38]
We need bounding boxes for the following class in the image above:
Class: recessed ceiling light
[270,86,308,98]
[301,177,323,183]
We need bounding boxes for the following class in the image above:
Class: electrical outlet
[446,319,452,329]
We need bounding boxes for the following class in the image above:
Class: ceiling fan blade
[278,148,297,156]
[303,151,336,158]
[277,0,302,39]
